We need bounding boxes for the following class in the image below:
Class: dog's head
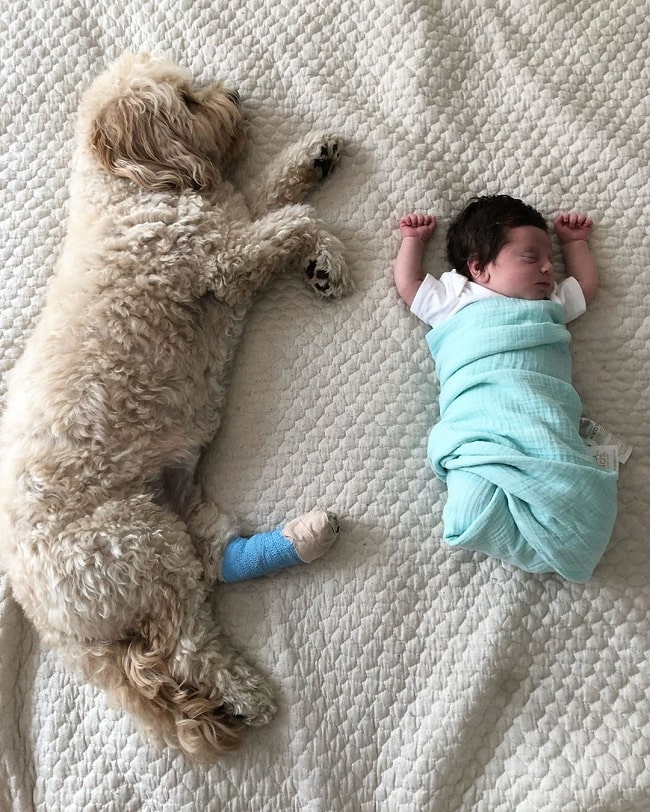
[82,53,246,192]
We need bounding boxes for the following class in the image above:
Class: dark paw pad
[313,142,340,179]
[305,260,332,293]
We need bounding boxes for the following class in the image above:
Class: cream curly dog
[0,54,352,762]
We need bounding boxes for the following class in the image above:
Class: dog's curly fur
[0,54,351,761]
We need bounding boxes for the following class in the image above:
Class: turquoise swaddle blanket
[426,298,617,582]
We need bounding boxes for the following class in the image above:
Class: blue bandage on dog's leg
[220,529,303,583]
[219,509,341,583]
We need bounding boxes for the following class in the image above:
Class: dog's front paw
[305,258,334,296]
[303,230,353,299]
[312,136,341,180]
[257,134,345,213]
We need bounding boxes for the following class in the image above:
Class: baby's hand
[554,213,593,244]
[399,213,437,242]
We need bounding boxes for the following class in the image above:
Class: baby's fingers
[400,213,435,227]
[568,213,593,232]
[555,212,592,230]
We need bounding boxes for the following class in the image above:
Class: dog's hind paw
[283,508,340,563]
[227,681,277,728]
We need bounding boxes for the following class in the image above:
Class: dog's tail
[73,632,245,761]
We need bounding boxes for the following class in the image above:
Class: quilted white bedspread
[1,1,649,810]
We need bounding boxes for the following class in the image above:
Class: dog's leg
[170,598,277,727]
[245,133,343,218]
[182,488,340,583]
[54,495,272,758]
[218,508,340,583]
[181,488,236,582]
[201,205,352,303]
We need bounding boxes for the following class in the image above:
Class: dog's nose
[226,89,241,106]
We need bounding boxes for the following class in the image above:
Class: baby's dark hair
[446,195,548,279]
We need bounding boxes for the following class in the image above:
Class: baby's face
[474,226,555,300]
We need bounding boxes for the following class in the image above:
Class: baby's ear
[467,258,484,280]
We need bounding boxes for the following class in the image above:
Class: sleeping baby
[393,194,617,582]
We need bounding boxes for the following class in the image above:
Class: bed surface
[1,1,649,810]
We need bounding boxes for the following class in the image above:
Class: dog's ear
[90,92,220,191]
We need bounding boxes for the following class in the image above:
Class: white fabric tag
[580,418,632,464]
[588,444,619,477]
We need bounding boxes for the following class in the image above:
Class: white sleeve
[410,272,466,327]
[554,277,587,323]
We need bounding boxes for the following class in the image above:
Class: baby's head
[447,195,555,301]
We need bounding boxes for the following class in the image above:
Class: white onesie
[411,270,586,327]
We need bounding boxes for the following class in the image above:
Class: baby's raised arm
[394,214,437,307]
[554,213,598,303]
